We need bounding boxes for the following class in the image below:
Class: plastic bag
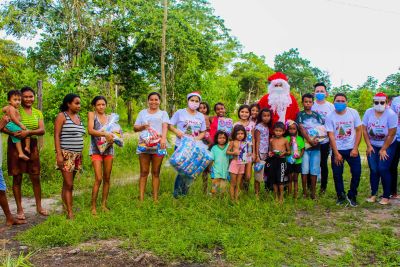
[139,127,160,147]
[169,137,213,177]
[254,160,265,182]
[96,113,124,154]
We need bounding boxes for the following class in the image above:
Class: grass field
[10,135,399,266]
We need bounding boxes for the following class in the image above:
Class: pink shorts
[91,154,114,161]
[229,159,246,175]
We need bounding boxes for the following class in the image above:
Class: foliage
[0,252,34,267]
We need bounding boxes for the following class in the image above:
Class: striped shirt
[20,107,43,130]
[60,112,85,153]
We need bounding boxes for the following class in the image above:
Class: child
[269,122,290,204]
[296,93,325,199]
[209,102,233,144]
[198,101,211,193]
[234,105,255,192]
[253,108,272,197]
[210,130,230,196]
[250,103,260,124]
[3,90,30,161]
[285,120,305,199]
[227,125,247,201]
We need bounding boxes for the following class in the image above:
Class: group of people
[1,71,399,226]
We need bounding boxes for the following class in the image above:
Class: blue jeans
[331,149,361,199]
[301,149,321,176]
[173,146,194,198]
[389,140,400,195]
[367,142,396,198]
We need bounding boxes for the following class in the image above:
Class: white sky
[209,0,400,87]
[1,0,399,88]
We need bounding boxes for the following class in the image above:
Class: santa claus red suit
[258,72,299,126]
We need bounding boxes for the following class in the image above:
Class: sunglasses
[374,101,385,105]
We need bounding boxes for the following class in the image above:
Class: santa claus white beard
[268,86,292,123]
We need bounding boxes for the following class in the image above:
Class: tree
[231,52,274,104]
[161,0,168,110]
[274,48,331,95]
[381,71,400,95]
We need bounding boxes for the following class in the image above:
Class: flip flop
[16,213,26,220]
[37,209,49,216]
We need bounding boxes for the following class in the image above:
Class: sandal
[16,213,26,220]
[37,209,49,216]
[379,198,390,205]
[366,196,376,203]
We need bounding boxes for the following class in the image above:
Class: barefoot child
[227,125,247,201]
[210,131,230,196]
[234,105,255,192]
[253,108,272,196]
[199,101,211,193]
[3,90,30,160]
[285,120,305,199]
[269,122,290,204]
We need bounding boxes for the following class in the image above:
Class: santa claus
[258,72,299,126]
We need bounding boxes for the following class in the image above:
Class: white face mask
[374,104,386,112]
[188,101,200,110]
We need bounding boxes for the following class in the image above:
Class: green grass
[16,160,400,266]
[4,132,399,265]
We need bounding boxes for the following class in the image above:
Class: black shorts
[287,163,301,174]
[269,157,287,185]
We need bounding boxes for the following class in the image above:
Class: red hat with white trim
[373,92,387,101]
[267,72,288,82]
[187,91,202,101]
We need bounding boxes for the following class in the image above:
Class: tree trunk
[127,100,132,125]
[160,0,168,110]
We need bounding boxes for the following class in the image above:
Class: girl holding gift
[88,96,115,215]
[134,92,169,202]
[253,108,272,197]
[285,120,305,199]
[169,92,206,198]
[209,102,233,144]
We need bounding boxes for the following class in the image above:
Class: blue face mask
[334,102,347,112]
[315,93,326,101]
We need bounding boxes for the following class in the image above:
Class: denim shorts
[0,169,6,191]
[301,149,321,176]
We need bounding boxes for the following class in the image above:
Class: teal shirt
[210,144,229,179]
[286,135,305,164]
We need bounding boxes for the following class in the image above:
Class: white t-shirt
[134,109,170,135]
[362,107,397,147]
[312,101,335,123]
[390,96,400,141]
[325,107,362,150]
[170,108,206,146]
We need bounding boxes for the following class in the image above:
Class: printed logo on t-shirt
[335,121,353,140]
[238,141,249,164]
[217,118,233,135]
[183,119,202,137]
[367,120,386,141]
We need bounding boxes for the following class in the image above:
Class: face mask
[188,101,200,110]
[334,102,347,112]
[374,104,386,112]
[315,93,326,101]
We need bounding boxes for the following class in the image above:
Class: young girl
[210,130,230,196]
[234,105,255,192]
[250,103,260,124]
[208,102,233,144]
[269,122,290,204]
[285,120,305,199]
[3,90,30,160]
[198,101,211,193]
[253,108,272,197]
[227,125,247,201]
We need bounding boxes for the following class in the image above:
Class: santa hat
[187,91,202,101]
[268,72,288,82]
[373,92,387,101]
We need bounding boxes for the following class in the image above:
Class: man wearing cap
[363,92,397,205]
[258,72,300,126]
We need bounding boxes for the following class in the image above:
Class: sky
[209,0,400,87]
[1,0,399,88]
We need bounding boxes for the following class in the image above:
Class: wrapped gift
[169,137,213,177]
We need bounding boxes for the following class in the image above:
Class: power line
[324,0,400,16]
